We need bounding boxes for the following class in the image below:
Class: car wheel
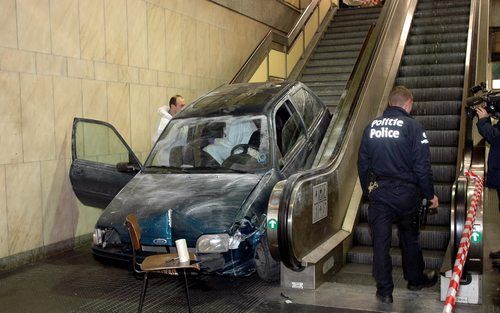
[254,237,280,282]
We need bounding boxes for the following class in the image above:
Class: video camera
[466,82,500,119]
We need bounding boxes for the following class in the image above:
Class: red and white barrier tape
[442,170,483,313]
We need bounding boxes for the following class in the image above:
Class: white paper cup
[175,239,190,263]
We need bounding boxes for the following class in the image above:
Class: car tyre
[254,236,280,282]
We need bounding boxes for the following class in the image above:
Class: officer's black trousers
[368,181,425,296]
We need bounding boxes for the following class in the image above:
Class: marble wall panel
[79,0,106,61]
[20,74,55,162]
[0,0,17,48]
[53,77,82,159]
[35,53,67,76]
[127,0,148,68]
[105,0,129,65]
[196,21,210,77]
[165,10,183,73]
[67,58,94,79]
[157,71,175,87]
[181,15,197,76]
[82,80,107,120]
[107,82,130,144]
[17,0,51,53]
[139,68,158,86]
[147,4,166,71]
[175,73,190,90]
[41,159,77,245]
[50,0,80,58]
[0,166,7,258]
[130,84,150,152]
[0,47,36,73]
[5,162,43,255]
[118,66,139,84]
[95,62,118,82]
[0,72,22,165]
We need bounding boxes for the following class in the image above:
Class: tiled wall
[0,0,268,260]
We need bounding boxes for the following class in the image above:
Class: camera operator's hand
[476,107,489,119]
[429,195,439,209]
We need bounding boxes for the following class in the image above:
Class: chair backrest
[125,214,142,251]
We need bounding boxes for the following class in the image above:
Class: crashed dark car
[69,82,331,281]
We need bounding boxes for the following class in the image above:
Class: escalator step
[326,24,372,35]
[434,183,452,203]
[301,73,351,82]
[407,33,468,45]
[315,43,363,53]
[331,19,378,28]
[307,58,357,68]
[404,42,467,55]
[412,15,469,27]
[358,202,451,226]
[401,53,466,66]
[313,89,344,97]
[346,246,444,269]
[319,37,366,47]
[336,7,382,17]
[303,81,347,89]
[414,7,470,19]
[429,146,458,164]
[399,64,464,77]
[417,0,469,10]
[302,65,354,75]
[432,164,456,183]
[411,101,462,115]
[311,50,361,60]
[411,24,468,35]
[426,130,458,146]
[412,88,463,102]
[323,31,367,40]
[354,223,450,250]
[414,115,460,130]
[333,12,380,21]
[398,75,463,88]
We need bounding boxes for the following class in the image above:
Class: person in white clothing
[152,95,185,143]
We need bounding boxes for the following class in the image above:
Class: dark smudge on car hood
[97,172,262,243]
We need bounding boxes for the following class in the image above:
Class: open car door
[69,118,143,209]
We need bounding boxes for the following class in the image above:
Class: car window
[74,122,130,165]
[146,115,270,174]
[290,88,324,129]
[275,101,305,157]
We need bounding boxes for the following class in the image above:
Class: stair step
[412,15,469,27]
[319,37,365,47]
[410,24,468,36]
[346,246,444,269]
[326,24,372,35]
[397,75,464,88]
[301,73,351,82]
[407,33,468,45]
[307,58,357,68]
[330,18,378,28]
[401,53,466,66]
[302,81,347,89]
[417,0,470,10]
[323,31,368,40]
[302,65,354,75]
[315,43,363,53]
[414,7,470,19]
[399,64,465,77]
[336,7,382,17]
[311,50,361,60]
[334,12,380,22]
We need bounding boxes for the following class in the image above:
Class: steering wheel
[231,144,251,155]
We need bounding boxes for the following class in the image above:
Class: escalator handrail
[449,0,481,268]
[230,0,327,84]
[277,1,398,269]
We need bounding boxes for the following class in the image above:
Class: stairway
[347,0,470,271]
[300,6,382,115]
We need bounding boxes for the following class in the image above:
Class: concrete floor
[0,189,498,313]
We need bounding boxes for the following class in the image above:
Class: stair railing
[230,0,336,84]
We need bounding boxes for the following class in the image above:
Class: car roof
[175,82,297,118]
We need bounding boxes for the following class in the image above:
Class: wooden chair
[125,214,200,313]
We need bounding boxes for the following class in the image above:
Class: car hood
[97,172,262,246]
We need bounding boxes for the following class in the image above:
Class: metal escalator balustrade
[300,6,381,116]
[347,0,471,270]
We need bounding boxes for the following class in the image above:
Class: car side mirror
[116,162,139,173]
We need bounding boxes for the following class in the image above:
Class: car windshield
[145,115,270,174]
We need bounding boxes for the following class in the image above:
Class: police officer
[358,86,439,303]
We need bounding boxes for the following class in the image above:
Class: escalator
[300,6,382,115]
[347,0,471,271]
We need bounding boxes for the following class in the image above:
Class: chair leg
[138,272,149,313]
[182,270,192,313]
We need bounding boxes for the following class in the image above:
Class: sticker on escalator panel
[267,218,278,230]
[312,182,328,224]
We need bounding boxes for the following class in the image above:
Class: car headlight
[93,228,105,246]
[196,234,230,253]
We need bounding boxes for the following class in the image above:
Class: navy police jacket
[358,106,435,200]
[476,117,500,189]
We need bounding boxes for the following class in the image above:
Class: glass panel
[75,122,129,165]
[290,88,323,129]
[275,103,305,156]
[146,115,270,174]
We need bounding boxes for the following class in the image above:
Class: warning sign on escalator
[312,182,328,224]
